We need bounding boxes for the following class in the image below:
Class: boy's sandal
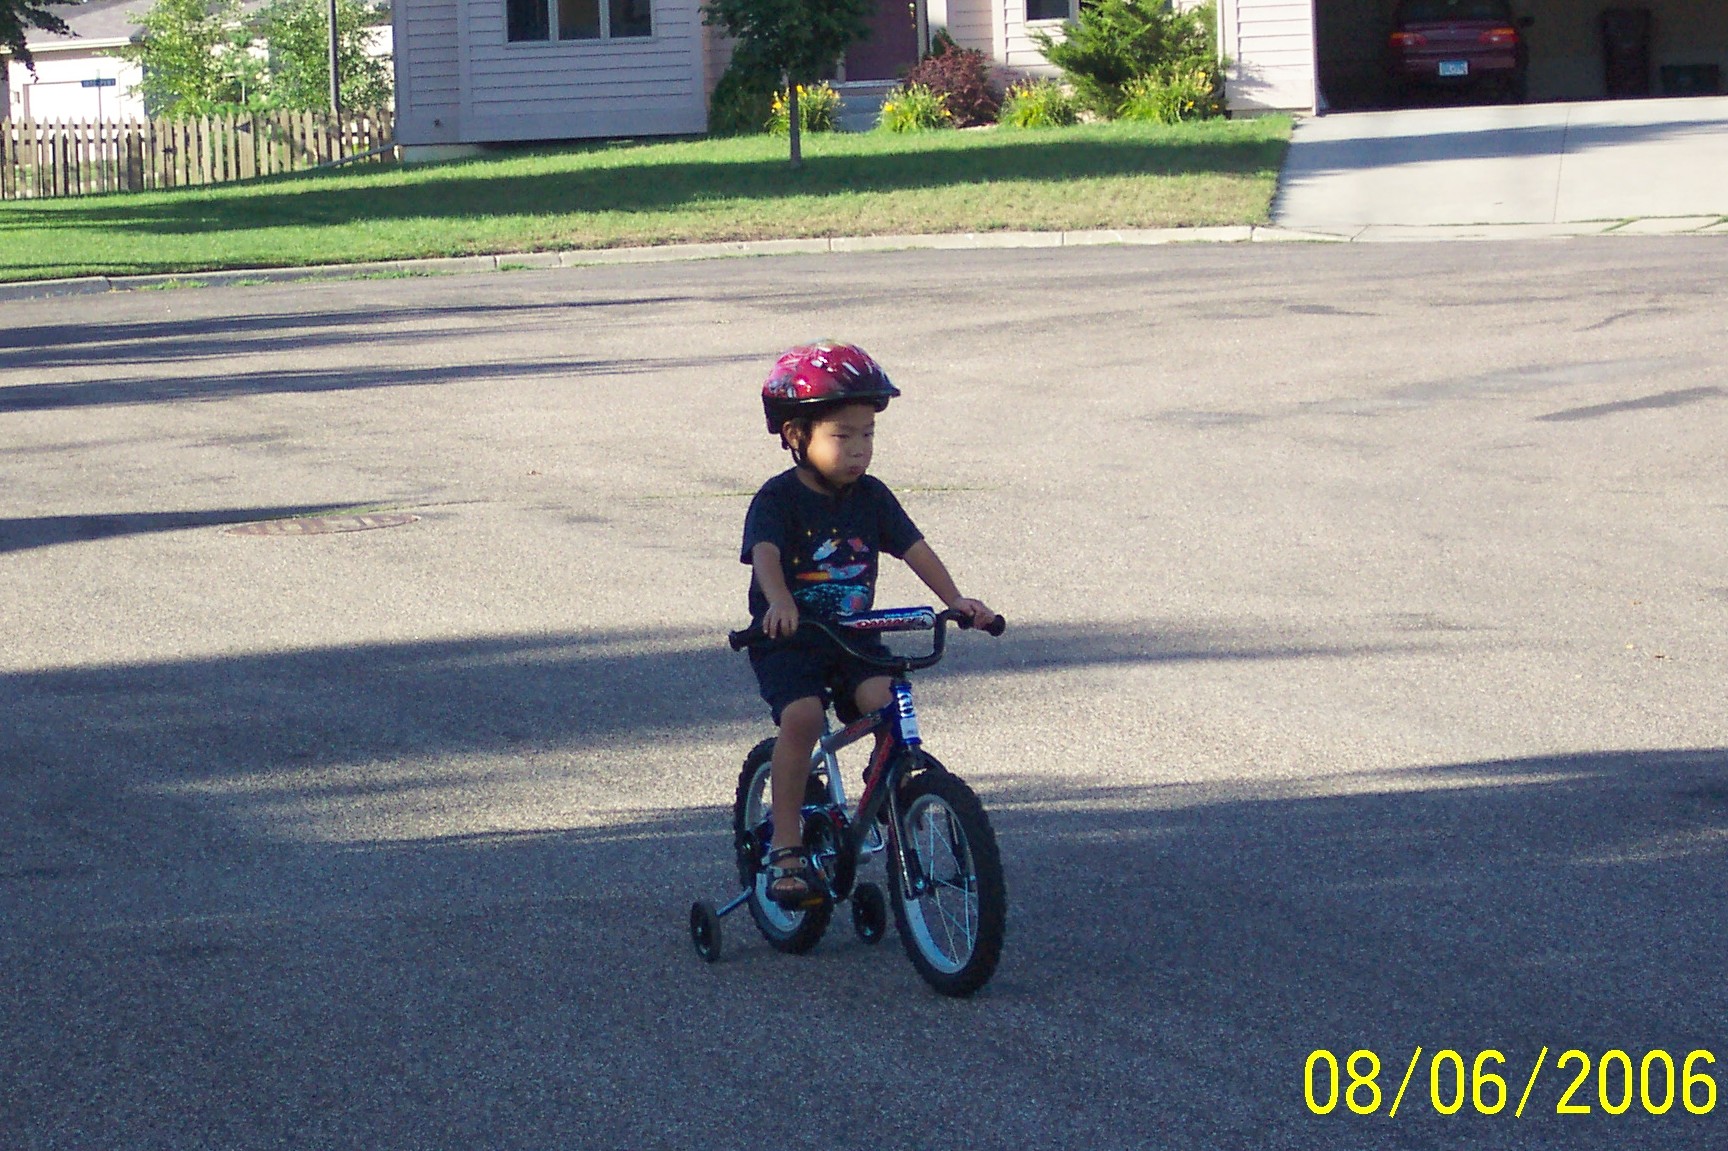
[766,846,826,910]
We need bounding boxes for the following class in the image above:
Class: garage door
[1316,0,1728,109]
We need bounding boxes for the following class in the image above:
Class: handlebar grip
[728,627,763,651]
[951,612,1007,637]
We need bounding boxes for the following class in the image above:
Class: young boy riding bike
[740,342,997,910]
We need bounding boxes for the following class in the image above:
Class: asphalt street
[3,241,1726,1150]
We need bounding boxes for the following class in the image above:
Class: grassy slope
[1,119,1291,282]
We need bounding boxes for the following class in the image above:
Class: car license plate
[1438,60,1469,77]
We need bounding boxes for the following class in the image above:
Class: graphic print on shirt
[794,535,873,617]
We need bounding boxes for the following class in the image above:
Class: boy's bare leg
[769,696,826,869]
[855,677,894,765]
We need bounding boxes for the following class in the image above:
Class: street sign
[80,78,118,88]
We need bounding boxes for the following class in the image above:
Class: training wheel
[690,900,723,963]
[851,882,887,945]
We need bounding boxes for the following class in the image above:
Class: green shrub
[1117,67,1224,124]
[997,79,1080,128]
[876,83,955,132]
[707,54,777,136]
[768,82,841,134]
[1033,0,1218,116]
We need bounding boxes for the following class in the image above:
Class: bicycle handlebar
[728,608,1005,672]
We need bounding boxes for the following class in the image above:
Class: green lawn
[1,118,1291,282]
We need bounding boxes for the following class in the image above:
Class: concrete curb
[3,219,1724,301]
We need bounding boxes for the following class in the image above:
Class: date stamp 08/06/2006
[1304,1048,1717,1119]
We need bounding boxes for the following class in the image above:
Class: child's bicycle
[688,606,1008,997]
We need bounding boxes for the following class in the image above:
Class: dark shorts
[749,630,889,727]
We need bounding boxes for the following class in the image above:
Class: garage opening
[1315,0,1728,110]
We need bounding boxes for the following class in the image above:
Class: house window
[507,0,651,40]
[1025,0,1071,19]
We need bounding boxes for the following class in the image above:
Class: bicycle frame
[720,607,1006,908]
[693,606,1008,985]
[807,677,928,897]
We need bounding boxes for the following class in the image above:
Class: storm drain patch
[227,512,420,536]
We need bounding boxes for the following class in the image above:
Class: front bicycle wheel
[888,763,1006,997]
[734,738,834,954]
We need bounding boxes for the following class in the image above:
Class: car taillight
[1479,26,1519,46]
[1390,31,1427,48]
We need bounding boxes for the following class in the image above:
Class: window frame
[1023,0,1076,24]
[505,0,655,44]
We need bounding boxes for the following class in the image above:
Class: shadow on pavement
[1287,114,1728,176]
[0,618,1470,786]
[0,297,702,371]
[4,731,1722,1149]
[0,349,762,413]
[0,505,370,554]
[5,576,1712,1149]
[1535,385,1725,424]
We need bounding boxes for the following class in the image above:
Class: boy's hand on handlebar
[948,598,996,630]
[762,598,800,639]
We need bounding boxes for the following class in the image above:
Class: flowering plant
[876,84,954,132]
[768,82,841,134]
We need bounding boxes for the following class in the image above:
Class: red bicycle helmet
[761,343,900,435]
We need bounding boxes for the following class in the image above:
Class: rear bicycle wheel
[734,738,834,954]
[888,763,1006,997]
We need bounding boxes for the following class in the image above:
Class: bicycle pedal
[770,892,829,912]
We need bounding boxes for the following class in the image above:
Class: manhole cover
[227,512,420,536]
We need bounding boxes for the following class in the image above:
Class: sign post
[81,76,117,120]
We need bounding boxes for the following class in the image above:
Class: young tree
[255,0,392,113]
[702,0,870,167]
[112,0,266,116]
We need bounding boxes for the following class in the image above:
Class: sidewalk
[3,215,1723,302]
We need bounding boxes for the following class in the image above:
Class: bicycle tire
[887,762,1006,997]
[733,738,833,954]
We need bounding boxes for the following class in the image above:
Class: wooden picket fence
[0,109,394,200]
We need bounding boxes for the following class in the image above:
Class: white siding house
[393,0,1323,148]
[3,0,146,123]
[394,0,706,146]
[395,0,1086,146]
[5,43,143,122]
[1221,0,1317,113]
[4,0,398,123]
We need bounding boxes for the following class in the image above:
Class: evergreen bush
[1033,0,1219,116]
[707,53,778,136]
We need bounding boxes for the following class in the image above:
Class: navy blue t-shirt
[741,469,923,621]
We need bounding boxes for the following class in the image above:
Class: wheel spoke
[927,816,963,961]
[910,801,979,964]
[888,766,1003,995]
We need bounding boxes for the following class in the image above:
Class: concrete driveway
[1275,95,1728,233]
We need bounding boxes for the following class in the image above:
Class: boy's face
[797,403,876,486]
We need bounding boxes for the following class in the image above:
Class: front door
[844,0,920,82]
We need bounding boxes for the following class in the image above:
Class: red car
[1386,0,1532,104]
